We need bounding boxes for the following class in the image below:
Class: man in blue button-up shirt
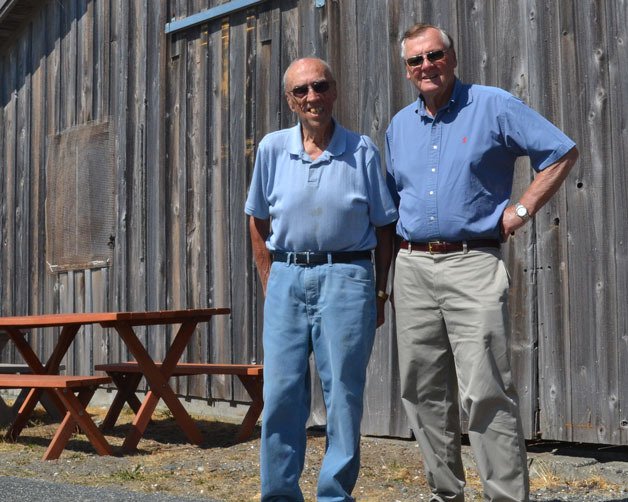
[386,23,578,502]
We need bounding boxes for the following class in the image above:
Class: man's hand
[375,224,396,328]
[249,216,272,295]
[376,296,386,328]
[501,205,528,241]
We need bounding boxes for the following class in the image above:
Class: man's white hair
[283,57,335,90]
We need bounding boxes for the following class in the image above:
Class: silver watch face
[516,205,527,217]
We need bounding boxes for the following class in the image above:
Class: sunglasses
[289,80,332,99]
[405,49,449,68]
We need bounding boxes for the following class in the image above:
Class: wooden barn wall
[0,0,626,444]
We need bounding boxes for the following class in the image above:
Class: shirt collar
[415,78,470,118]
[287,119,347,160]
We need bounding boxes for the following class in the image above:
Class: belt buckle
[428,241,442,254]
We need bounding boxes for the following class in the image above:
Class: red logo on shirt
[462,136,468,144]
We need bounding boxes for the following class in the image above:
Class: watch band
[377,290,389,301]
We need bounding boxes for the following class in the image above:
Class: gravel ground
[0,405,626,501]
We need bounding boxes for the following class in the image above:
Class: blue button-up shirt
[385,79,576,241]
[246,121,398,252]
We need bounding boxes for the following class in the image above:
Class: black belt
[272,251,372,265]
[400,239,500,254]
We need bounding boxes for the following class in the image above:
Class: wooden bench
[95,362,263,442]
[0,364,66,424]
[0,374,113,460]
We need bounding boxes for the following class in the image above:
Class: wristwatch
[377,290,389,301]
[515,203,531,223]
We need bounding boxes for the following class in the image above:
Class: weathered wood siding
[0,0,626,444]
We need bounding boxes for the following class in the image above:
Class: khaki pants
[394,247,529,502]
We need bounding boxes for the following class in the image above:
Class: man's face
[404,28,457,103]
[284,59,337,130]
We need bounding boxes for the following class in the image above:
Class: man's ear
[285,93,296,112]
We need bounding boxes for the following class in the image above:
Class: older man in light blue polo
[245,57,398,501]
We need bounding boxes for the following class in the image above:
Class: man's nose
[419,57,435,69]
[306,87,320,99]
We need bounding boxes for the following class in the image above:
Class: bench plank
[0,364,68,424]
[96,362,263,376]
[0,375,111,388]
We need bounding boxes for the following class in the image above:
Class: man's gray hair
[400,23,454,59]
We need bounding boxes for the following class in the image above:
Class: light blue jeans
[260,259,376,502]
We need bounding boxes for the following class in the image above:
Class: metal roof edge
[165,0,267,35]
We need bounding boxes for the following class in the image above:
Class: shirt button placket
[427,121,440,235]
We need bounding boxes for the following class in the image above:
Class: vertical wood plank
[42,0,62,361]
[0,53,5,354]
[184,22,210,396]
[456,0,496,85]
[207,18,231,399]
[77,0,94,123]
[607,0,628,446]
[565,0,616,445]
[225,10,252,400]
[2,45,17,326]
[15,25,32,320]
[252,0,281,368]
[278,0,298,129]
[127,0,148,328]
[145,0,167,317]
[0,49,12,362]
[110,0,130,363]
[298,0,325,57]
[327,0,357,129]
[91,267,110,369]
[530,0,573,442]
[166,31,187,313]
[60,0,78,130]
[30,5,47,363]
[95,0,110,119]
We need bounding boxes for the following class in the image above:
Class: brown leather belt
[400,239,500,254]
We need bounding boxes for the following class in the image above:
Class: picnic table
[0,308,232,456]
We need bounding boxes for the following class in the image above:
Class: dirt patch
[0,406,626,501]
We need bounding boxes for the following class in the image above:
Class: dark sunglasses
[289,80,332,98]
[405,49,449,68]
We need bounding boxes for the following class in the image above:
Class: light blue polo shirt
[245,121,398,252]
[385,79,576,242]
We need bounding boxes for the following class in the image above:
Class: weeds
[529,457,562,489]
[111,464,145,481]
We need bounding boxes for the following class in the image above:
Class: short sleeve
[499,96,576,172]
[244,142,270,219]
[363,137,399,227]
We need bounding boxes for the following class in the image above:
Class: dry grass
[0,402,624,501]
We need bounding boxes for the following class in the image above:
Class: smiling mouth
[307,107,324,113]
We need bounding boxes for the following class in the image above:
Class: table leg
[99,372,143,431]
[44,387,113,460]
[114,321,204,451]
[5,388,43,440]
[5,326,79,429]
[235,375,264,442]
